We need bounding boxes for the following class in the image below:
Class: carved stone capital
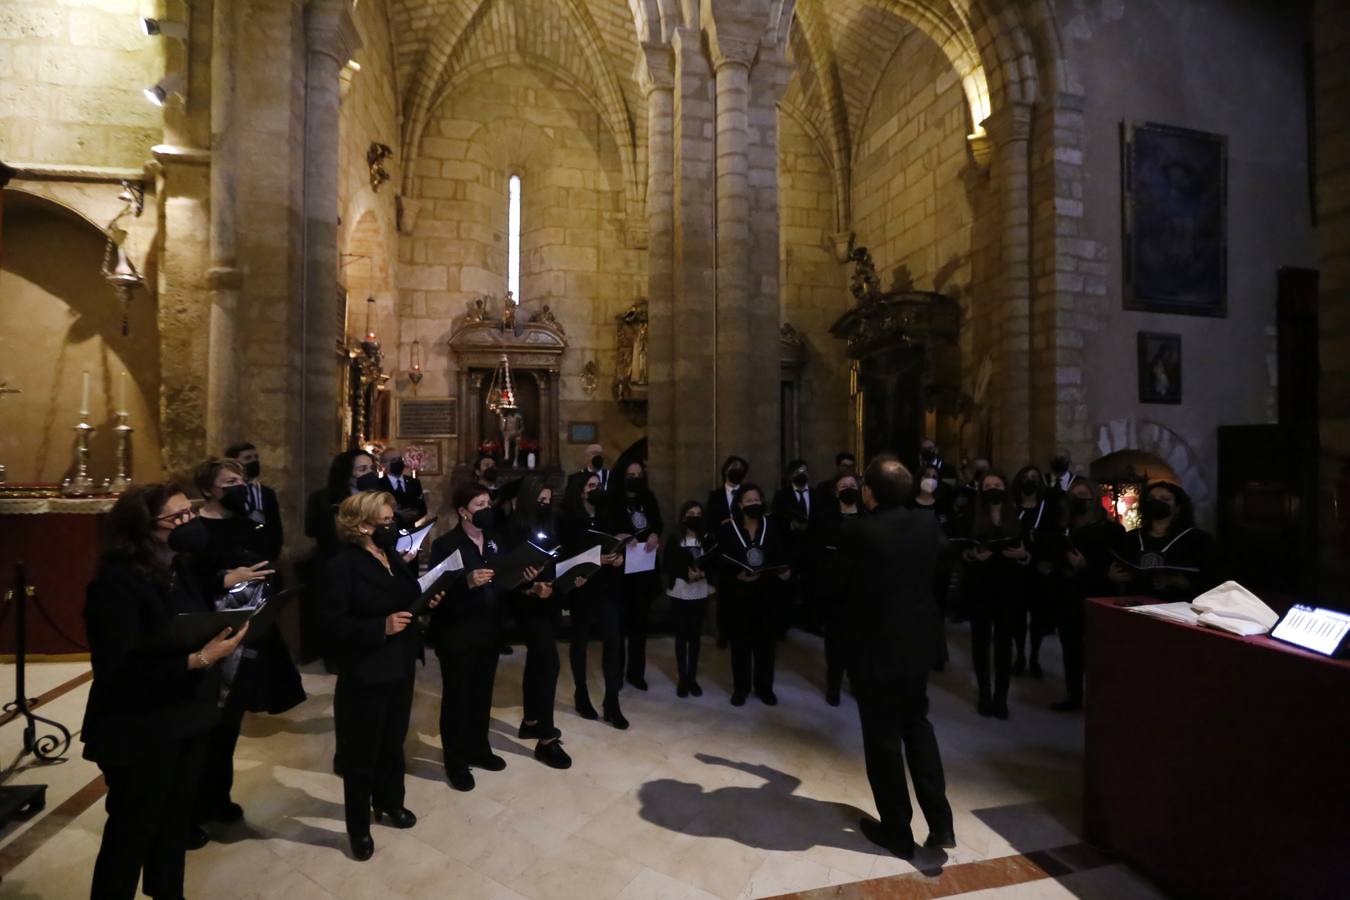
[709,35,758,72]
[636,42,675,96]
[980,101,1034,148]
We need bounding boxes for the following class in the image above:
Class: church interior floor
[0,624,1170,899]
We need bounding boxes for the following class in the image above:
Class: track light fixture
[143,74,184,107]
[141,18,188,39]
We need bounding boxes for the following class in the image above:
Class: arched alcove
[0,190,163,484]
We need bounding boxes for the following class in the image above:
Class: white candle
[119,371,128,414]
[80,370,90,415]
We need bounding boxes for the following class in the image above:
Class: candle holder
[107,411,133,494]
[59,414,97,497]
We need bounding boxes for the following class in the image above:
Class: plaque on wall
[397,398,457,437]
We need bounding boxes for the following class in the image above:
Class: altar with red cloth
[1084,596,1350,899]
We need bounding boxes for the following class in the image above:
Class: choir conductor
[842,456,956,858]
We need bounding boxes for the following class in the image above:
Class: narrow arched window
[507,173,521,301]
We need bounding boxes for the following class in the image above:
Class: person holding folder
[506,477,572,769]
[1107,480,1218,602]
[83,483,249,899]
[814,471,865,706]
[559,473,627,727]
[957,471,1029,720]
[1010,465,1053,678]
[320,491,441,861]
[605,460,664,693]
[662,501,713,697]
[713,484,791,706]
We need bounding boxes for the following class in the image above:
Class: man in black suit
[814,452,856,499]
[224,441,283,562]
[565,443,610,496]
[841,456,955,859]
[706,455,750,525]
[378,446,428,527]
[772,459,822,631]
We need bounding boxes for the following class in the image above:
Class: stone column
[709,32,758,464]
[639,43,677,504]
[985,101,1033,468]
[207,0,243,455]
[301,0,360,497]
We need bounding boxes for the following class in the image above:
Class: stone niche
[448,316,567,468]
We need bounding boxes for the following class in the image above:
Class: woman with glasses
[83,483,250,899]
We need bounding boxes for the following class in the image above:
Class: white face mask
[920,477,938,495]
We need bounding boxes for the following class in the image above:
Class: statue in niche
[847,239,881,303]
[632,321,648,385]
[535,303,562,332]
[500,409,524,466]
[613,301,649,401]
[465,296,487,322]
[502,295,516,334]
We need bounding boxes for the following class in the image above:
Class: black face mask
[536,500,552,516]
[470,507,497,531]
[591,455,604,471]
[372,523,399,550]
[387,458,405,477]
[355,472,382,492]
[1021,480,1040,496]
[921,447,937,461]
[982,488,1007,506]
[1069,496,1092,516]
[167,516,211,554]
[626,475,645,493]
[684,516,705,533]
[837,488,860,506]
[791,473,809,488]
[1144,498,1174,521]
[726,467,745,485]
[582,489,597,505]
[1050,457,1069,475]
[740,504,764,520]
[480,467,498,484]
[221,483,250,515]
[243,460,261,480]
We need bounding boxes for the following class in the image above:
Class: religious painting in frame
[1137,332,1182,405]
[568,422,598,444]
[1122,121,1227,317]
[401,440,443,477]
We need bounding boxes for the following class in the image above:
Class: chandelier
[485,352,517,414]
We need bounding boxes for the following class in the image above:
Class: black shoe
[627,676,648,691]
[994,701,1010,720]
[688,681,703,697]
[858,817,915,859]
[186,825,209,851]
[469,751,507,772]
[826,687,841,707]
[757,690,778,706]
[575,692,599,720]
[500,643,514,655]
[602,699,629,730]
[349,833,374,861]
[519,721,562,741]
[977,698,994,717]
[212,801,244,824]
[1029,660,1043,678]
[730,692,747,707]
[446,767,476,792]
[676,681,689,698]
[1050,698,1082,712]
[1011,656,1027,676]
[924,831,957,849]
[374,807,417,829]
[535,740,572,769]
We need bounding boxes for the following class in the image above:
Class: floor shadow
[240,714,334,739]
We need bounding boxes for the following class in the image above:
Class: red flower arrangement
[519,438,540,452]
[477,439,501,457]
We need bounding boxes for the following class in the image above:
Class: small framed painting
[1137,332,1182,404]
[401,440,443,476]
[567,422,598,444]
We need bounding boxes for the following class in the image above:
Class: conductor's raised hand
[468,568,494,588]
[385,611,413,635]
[224,561,274,588]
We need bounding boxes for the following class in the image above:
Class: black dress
[320,545,421,838]
[813,508,862,697]
[559,504,623,706]
[713,514,788,700]
[83,553,221,900]
[958,521,1027,712]
[603,488,663,686]
[427,526,503,772]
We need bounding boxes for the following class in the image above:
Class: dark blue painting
[1122,122,1227,317]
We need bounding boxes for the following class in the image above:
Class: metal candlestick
[108,411,133,494]
[59,415,97,497]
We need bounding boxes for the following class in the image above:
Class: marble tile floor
[0,625,1171,899]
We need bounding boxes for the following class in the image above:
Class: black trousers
[1058,591,1085,702]
[436,644,499,770]
[854,674,953,846]
[671,596,707,685]
[92,731,208,900]
[1014,572,1053,661]
[520,611,560,733]
[969,602,1016,704]
[569,589,623,701]
[195,695,244,823]
[334,674,412,837]
[726,589,776,697]
[823,610,846,695]
[621,572,656,682]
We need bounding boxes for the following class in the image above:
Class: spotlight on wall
[143,75,185,107]
[141,17,188,39]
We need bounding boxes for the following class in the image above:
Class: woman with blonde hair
[321,491,441,861]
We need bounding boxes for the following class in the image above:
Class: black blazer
[711,515,789,592]
[81,556,221,765]
[378,474,427,525]
[245,483,285,562]
[840,505,947,682]
[427,526,503,651]
[772,484,823,551]
[320,545,422,685]
[566,468,610,495]
[706,485,740,526]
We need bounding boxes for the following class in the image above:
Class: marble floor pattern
[0,624,1170,899]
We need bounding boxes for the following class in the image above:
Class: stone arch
[1094,417,1212,516]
